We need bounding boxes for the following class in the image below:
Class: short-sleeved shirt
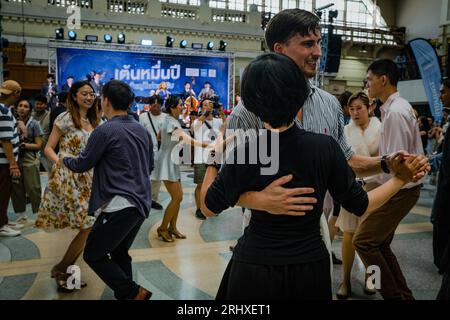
[192,117,223,164]
[227,85,354,161]
[205,125,368,265]
[0,103,20,165]
[139,112,167,154]
[22,117,44,145]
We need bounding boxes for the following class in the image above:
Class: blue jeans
[429,153,443,173]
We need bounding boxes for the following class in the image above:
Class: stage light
[85,35,98,42]
[141,39,153,46]
[180,40,188,48]
[166,36,174,48]
[55,28,64,40]
[207,41,214,50]
[118,32,126,44]
[192,43,203,49]
[104,34,112,43]
[328,10,338,23]
[68,30,77,41]
[219,40,227,51]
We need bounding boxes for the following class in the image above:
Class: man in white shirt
[139,95,166,210]
[192,99,222,219]
[198,82,216,101]
[353,59,425,300]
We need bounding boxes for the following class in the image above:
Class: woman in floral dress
[35,81,99,292]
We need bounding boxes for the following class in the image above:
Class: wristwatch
[206,163,221,170]
[206,150,221,170]
[381,155,390,174]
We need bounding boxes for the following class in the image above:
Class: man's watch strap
[381,155,390,174]
[206,163,221,170]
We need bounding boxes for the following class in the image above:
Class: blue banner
[409,38,443,121]
[56,47,229,107]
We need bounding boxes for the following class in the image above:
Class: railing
[161,3,199,20]
[4,0,32,3]
[212,9,247,24]
[47,0,93,9]
[107,0,147,15]
[321,22,404,46]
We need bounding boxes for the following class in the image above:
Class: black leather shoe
[151,201,163,210]
[195,209,206,220]
[132,286,153,300]
[332,252,342,265]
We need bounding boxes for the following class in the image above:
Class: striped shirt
[226,84,354,160]
[0,103,20,165]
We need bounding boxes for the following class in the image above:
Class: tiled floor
[0,168,443,300]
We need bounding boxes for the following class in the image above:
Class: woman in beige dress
[336,92,381,299]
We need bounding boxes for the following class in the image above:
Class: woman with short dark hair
[200,53,426,300]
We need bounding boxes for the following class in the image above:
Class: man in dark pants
[63,80,154,300]
[434,79,450,300]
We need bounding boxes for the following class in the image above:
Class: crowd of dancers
[0,8,449,300]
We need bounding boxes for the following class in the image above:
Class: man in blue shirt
[63,80,154,300]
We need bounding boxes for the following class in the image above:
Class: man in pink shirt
[353,59,424,300]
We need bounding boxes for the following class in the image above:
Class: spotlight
[55,27,64,40]
[219,40,227,51]
[180,40,188,48]
[207,41,214,50]
[166,36,174,48]
[118,32,125,44]
[85,35,98,42]
[328,10,338,23]
[68,30,77,41]
[104,34,112,43]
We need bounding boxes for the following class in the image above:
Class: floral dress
[35,112,93,230]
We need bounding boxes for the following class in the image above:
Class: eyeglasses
[79,91,96,98]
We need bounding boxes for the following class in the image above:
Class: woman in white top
[336,92,381,299]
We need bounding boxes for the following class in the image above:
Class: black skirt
[216,257,331,300]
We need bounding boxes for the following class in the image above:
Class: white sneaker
[7,221,25,230]
[15,213,28,224]
[0,225,21,237]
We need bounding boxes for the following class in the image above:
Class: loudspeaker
[325,35,342,73]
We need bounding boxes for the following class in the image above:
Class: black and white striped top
[226,85,354,160]
[0,103,20,165]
